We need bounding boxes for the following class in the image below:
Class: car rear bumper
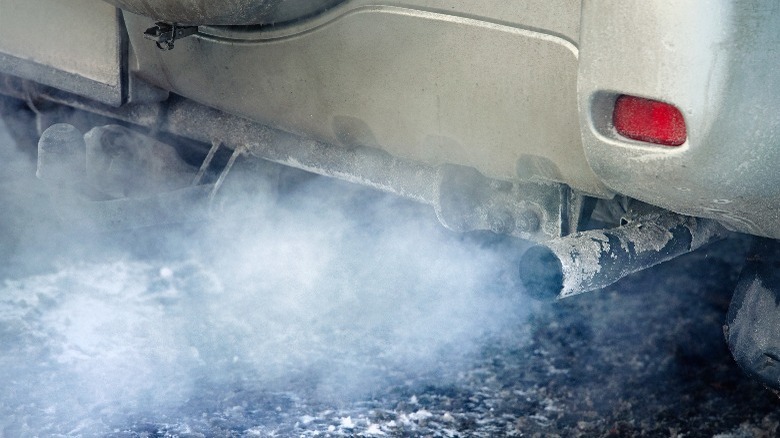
[579,0,780,238]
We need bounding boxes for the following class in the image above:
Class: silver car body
[1,0,779,238]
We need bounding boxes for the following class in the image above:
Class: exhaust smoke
[0,117,533,435]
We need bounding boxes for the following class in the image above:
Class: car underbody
[2,0,780,393]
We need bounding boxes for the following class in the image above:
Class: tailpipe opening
[519,211,728,300]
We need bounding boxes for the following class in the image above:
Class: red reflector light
[613,95,687,146]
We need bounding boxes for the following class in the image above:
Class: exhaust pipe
[518,211,728,300]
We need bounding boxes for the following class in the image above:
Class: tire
[725,238,780,394]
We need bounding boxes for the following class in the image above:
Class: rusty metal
[519,211,729,300]
[0,78,572,242]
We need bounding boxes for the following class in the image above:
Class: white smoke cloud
[0,117,532,435]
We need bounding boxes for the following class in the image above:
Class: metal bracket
[143,22,198,51]
[435,164,566,241]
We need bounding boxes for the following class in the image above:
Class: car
[2,0,780,393]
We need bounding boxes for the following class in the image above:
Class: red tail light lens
[612,95,687,146]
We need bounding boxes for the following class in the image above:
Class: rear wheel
[725,238,780,395]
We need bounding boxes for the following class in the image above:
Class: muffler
[518,211,728,300]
